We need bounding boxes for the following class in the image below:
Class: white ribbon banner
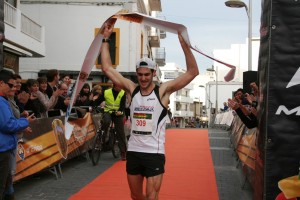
[64,9,236,139]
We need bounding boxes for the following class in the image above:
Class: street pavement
[14,152,117,200]
[209,128,253,200]
[14,127,253,200]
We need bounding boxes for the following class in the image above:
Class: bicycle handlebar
[92,107,123,116]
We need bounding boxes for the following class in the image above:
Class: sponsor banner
[14,113,98,182]
[260,1,300,199]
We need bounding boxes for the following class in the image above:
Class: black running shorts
[126,151,165,178]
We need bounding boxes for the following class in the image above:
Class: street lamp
[199,85,212,110]
[199,84,213,120]
[198,85,205,116]
[225,0,252,71]
[206,66,218,114]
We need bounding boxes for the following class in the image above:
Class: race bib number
[132,112,153,135]
[135,119,146,127]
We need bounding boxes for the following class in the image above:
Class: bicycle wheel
[110,130,121,158]
[91,132,103,165]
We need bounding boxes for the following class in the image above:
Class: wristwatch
[102,38,110,43]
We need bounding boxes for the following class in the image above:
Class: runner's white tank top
[128,85,168,154]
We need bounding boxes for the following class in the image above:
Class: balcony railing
[160,30,166,39]
[21,13,42,42]
[173,110,194,117]
[4,2,17,28]
[4,1,42,42]
[156,15,166,39]
[175,95,194,104]
[152,47,165,66]
[148,28,160,48]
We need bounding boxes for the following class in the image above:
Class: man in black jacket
[54,83,70,113]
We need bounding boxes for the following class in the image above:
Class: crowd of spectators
[6,70,112,119]
[0,68,130,197]
[226,82,259,129]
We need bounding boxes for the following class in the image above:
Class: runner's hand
[102,20,115,38]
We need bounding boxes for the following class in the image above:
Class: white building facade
[2,0,45,73]
[182,37,260,124]
[18,0,165,82]
[160,63,194,128]
[2,1,260,126]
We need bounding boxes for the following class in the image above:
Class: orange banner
[14,113,100,182]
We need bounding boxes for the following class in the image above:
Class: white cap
[136,57,157,70]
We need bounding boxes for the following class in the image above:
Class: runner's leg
[146,174,163,200]
[127,174,146,200]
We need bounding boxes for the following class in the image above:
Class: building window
[4,52,18,72]
[95,28,120,69]
[176,102,181,111]
[5,0,17,7]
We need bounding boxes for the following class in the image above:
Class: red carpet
[69,129,219,200]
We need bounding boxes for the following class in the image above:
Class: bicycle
[109,121,121,159]
[90,110,123,166]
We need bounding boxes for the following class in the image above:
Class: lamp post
[199,85,212,112]
[198,85,205,116]
[225,0,252,71]
[206,66,218,114]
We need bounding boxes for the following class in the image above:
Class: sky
[160,0,262,74]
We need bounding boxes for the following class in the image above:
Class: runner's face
[136,67,155,89]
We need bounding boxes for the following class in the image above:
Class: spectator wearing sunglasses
[0,69,36,200]
[6,73,32,199]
